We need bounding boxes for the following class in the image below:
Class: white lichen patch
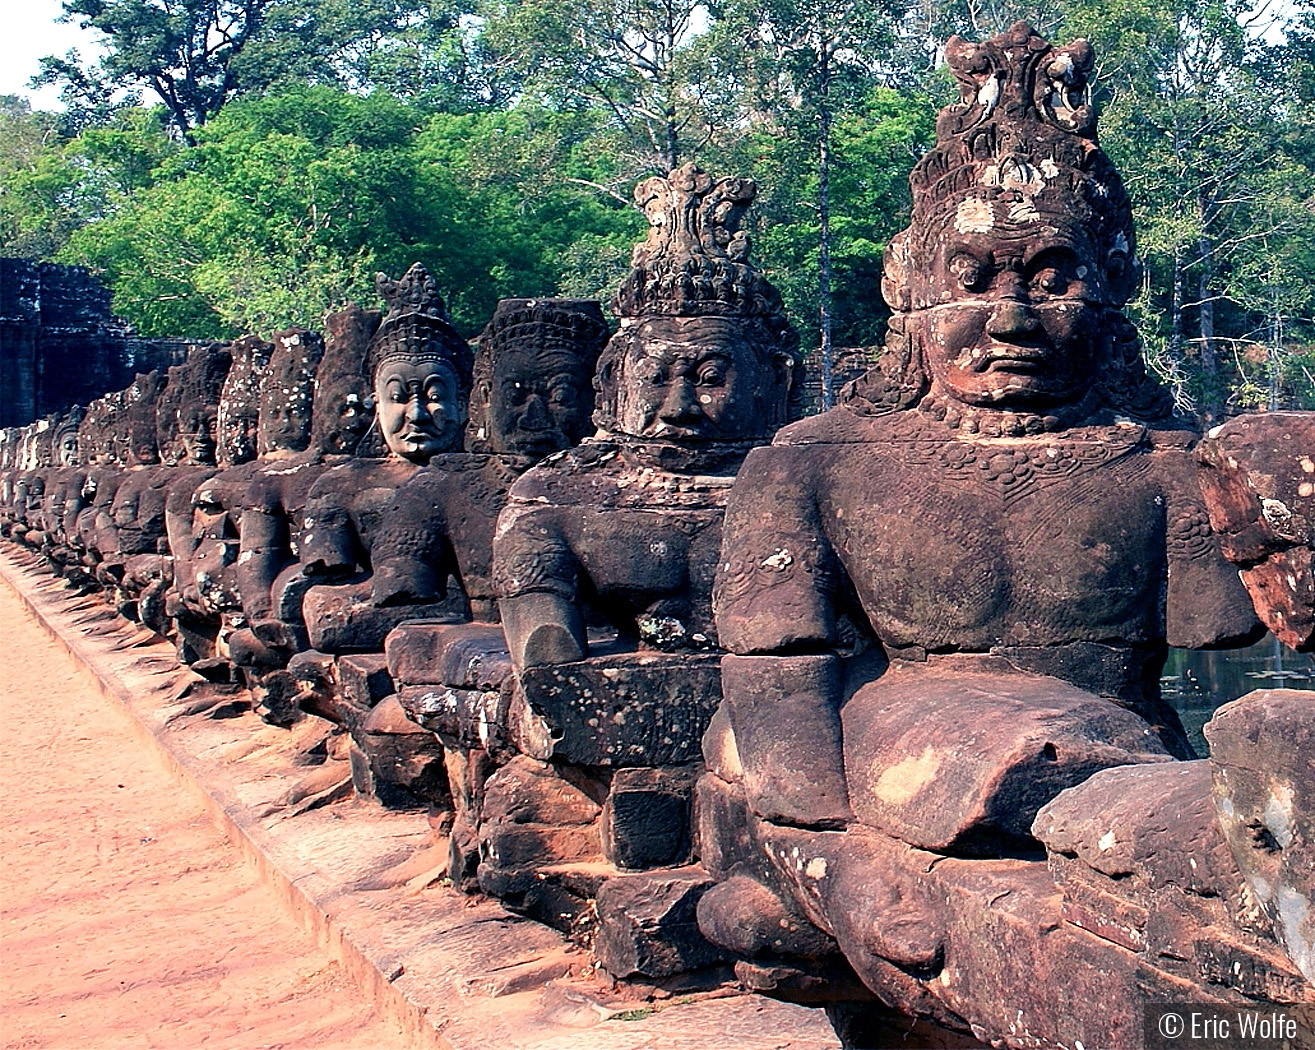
[1008,200,1041,224]
[805,856,828,880]
[1263,781,1295,849]
[955,198,995,234]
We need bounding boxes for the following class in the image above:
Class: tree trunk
[1169,244,1184,387]
[1197,225,1219,424]
[817,49,834,410]
[665,105,679,170]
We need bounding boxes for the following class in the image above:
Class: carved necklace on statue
[893,393,1149,503]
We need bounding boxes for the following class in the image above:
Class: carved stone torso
[716,407,1257,684]
[497,442,740,647]
[373,452,534,616]
[107,465,174,557]
[301,457,421,577]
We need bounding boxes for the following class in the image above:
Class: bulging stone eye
[951,254,987,292]
[1034,268,1067,294]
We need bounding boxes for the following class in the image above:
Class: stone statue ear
[881,232,914,313]
[1105,249,1141,308]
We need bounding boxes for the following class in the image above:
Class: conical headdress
[367,263,473,390]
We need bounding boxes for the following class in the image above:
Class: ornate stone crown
[889,22,1136,308]
[368,263,473,389]
[614,163,789,324]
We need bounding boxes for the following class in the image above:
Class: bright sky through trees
[0,0,103,107]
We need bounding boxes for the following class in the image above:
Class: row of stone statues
[2,23,1311,1049]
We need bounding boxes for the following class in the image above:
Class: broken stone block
[1205,689,1315,985]
[602,766,696,870]
[1033,761,1245,955]
[478,758,604,872]
[693,772,757,879]
[1034,761,1242,896]
[480,755,604,827]
[515,652,722,767]
[397,681,510,754]
[594,869,726,978]
[700,702,743,783]
[338,653,394,712]
[1197,412,1315,651]
[304,584,461,654]
[350,694,449,808]
[842,658,1174,854]
[386,620,512,687]
[697,872,837,960]
[443,745,495,891]
[477,863,608,935]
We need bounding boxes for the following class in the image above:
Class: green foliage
[12,0,1313,417]
[0,97,81,258]
[51,88,641,338]
[745,85,934,348]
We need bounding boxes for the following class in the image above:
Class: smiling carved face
[905,222,1117,410]
[375,358,464,463]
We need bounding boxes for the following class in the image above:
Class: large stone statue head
[851,23,1173,432]
[312,303,378,456]
[217,335,273,467]
[258,328,324,457]
[0,428,17,472]
[27,416,57,470]
[368,263,473,464]
[467,298,608,458]
[595,163,801,446]
[79,391,121,467]
[167,344,233,466]
[123,370,168,467]
[53,407,85,468]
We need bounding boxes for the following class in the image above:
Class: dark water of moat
[1163,634,1314,755]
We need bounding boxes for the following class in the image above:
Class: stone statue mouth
[398,427,438,444]
[978,343,1054,373]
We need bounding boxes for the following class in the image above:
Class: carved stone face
[180,404,218,465]
[259,389,313,454]
[375,357,464,462]
[489,348,592,458]
[56,429,80,467]
[316,387,372,456]
[614,316,782,443]
[219,400,259,465]
[908,225,1108,410]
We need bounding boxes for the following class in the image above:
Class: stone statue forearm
[721,652,852,829]
[236,506,286,620]
[500,591,587,668]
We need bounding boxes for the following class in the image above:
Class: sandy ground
[0,582,415,1050]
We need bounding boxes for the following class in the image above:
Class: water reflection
[1163,634,1314,755]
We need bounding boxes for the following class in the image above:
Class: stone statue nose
[986,299,1042,338]
[660,378,702,420]
[520,393,550,429]
[405,395,429,422]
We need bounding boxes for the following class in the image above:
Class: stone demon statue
[694,23,1309,1048]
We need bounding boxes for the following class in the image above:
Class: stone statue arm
[1156,441,1264,649]
[493,501,587,668]
[712,445,852,828]
[60,474,88,544]
[300,479,361,578]
[165,472,210,599]
[235,480,290,620]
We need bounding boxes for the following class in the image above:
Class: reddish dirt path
[0,583,415,1050]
